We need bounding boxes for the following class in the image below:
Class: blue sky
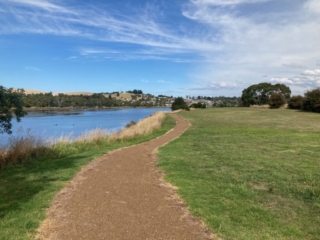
[0,0,320,97]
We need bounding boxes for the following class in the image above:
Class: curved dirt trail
[38,114,214,240]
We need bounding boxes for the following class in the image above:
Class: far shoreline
[24,106,171,112]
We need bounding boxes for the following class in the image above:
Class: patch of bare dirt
[37,114,219,240]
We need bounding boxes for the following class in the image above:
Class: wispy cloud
[0,0,218,61]
[24,66,41,71]
[1,0,320,95]
[157,80,172,84]
[8,0,74,13]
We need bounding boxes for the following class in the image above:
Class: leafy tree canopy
[241,82,291,107]
[0,86,26,134]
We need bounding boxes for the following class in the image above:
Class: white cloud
[271,69,320,90]
[304,0,320,14]
[302,69,320,76]
[210,81,237,89]
[182,0,320,95]
[270,78,294,85]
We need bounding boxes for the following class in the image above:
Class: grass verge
[158,108,320,240]
[0,113,176,240]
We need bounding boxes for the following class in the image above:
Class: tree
[302,88,320,113]
[171,97,189,111]
[241,82,291,107]
[0,86,26,134]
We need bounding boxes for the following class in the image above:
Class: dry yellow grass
[108,92,144,100]
[111,111,166,141]
[0,112,167,169]
[49,112,166,144]
[0,130,48,169]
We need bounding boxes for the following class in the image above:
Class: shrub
[268,93,286,109]
[0,129,51,169]
[302,88,320,113]
[288,95,304,109]
[171,97,189,111]
[125,120,137,128]
[190,102,206,108]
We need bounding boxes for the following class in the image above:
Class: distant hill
[57,92,93,96]
[20,89,94,96]
[19,89,148,100]
[108,92,143,101]
[23,89,46,94]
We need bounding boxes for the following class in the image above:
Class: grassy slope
[0,115,176,240]
[158,108,320,240]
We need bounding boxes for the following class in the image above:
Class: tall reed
[0,128,50,169]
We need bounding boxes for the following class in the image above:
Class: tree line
[240,82,320,112]
[23,92,121,108]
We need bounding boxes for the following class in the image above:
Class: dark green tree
[302,88,320,113]
[171,97,189,111]
[241,82,291,107]
[0,86,26,134]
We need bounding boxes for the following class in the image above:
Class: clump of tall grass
[0,128,51,169]
[111,112,166,141]
[0,112,167,170]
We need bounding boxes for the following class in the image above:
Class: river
[0,108,170,146]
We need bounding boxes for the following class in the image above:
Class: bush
[288,95,303,109]
[0,129,52,169]
[125,120,137,128]
[268,93,286,109]
[302,88,320,113]
[190,102,206,108]
[171,97,189,111]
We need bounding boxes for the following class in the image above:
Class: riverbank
[24,106,170,112]
[0,112,176,239]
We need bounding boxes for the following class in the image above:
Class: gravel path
[38,114,215,240]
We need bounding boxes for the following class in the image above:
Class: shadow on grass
[0,154,88,220]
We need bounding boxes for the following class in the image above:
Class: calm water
[0,108,170,146]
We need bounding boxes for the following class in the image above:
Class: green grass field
[0,115,176,240]
[158,108,320,240]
